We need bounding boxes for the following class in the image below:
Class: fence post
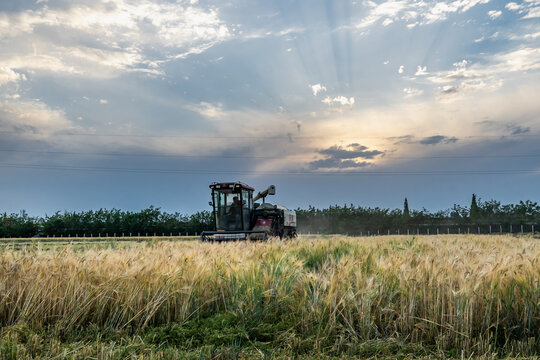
[467,228,470,234]
[533,225,535,234]
[407,229,410,235]
[427,228,430,235]
[377,229,380,235]
[458,228,461,234]
[500,225,502,233]
[489,225,492,234]
[477,227,480,234]
[437,228,439,235]
[368,231,370,236]
[521,224,524,233]
[510,224,512,233]
[447,228,450,234]
[397,229,400,235]
[387,229,390,235]
[417,228,419,235]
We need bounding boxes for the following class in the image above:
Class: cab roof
[210,182,255,191]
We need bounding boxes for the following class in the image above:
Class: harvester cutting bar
[200,230,267,242]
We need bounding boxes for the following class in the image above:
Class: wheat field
[0,234,538,359]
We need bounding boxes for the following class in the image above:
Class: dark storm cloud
[309,158,370,169]
[309,143,383,169]
[419,135,459,145]
[507,125,530,135]
[319,143,384,159]
[438,86,460,96]
[475,121,531,136]
[390,135,459,145]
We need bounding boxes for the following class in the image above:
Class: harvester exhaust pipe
[254,185,275,203]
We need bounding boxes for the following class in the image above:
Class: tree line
[0,207,213,238]
[296,195,540,234]
[1,195,539,237]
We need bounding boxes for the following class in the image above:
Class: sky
[0,0,539,216]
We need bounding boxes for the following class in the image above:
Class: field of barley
[0,234,538,359]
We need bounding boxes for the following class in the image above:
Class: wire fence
[299,223,539,236]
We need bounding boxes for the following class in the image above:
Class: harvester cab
[201,182,297,241]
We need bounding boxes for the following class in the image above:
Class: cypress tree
[470,194,480,221]
[403,198,410,219]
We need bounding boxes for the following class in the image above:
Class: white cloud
[398,65,404,74]
[0,67,26,86]
[0,99,74,135]
[403,87,423,98]
[311,83,327,96]
[356,1,408,28]
[504,0,540,19]
[505,2,522,11]
[487,10,502,19]
[520,32,540,40]
[415,66,428,75]
[523,6,540,18]
[99,99,108,104]
[426,47,540,99]
[322,96,355,106]
[356,0,492,28]
[0,0,231,77]
[187,101,224,119]
[383,60,390,65]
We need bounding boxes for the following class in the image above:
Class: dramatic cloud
[309,143,383,169]
[0,0,231,77]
